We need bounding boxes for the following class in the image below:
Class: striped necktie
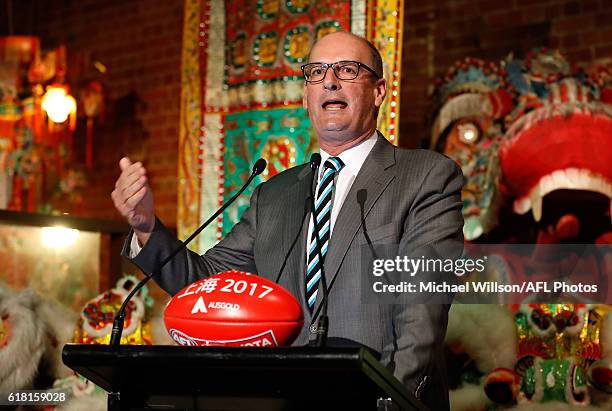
[305,156,344,311]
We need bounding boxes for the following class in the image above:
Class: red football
[164,270,303,347]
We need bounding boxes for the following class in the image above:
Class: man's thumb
[119,156,132,171]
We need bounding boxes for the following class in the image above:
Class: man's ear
[374,78,387,108]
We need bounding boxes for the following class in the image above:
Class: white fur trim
[446,304,517,372]
[0,286,47,391]
[449,384,489,411]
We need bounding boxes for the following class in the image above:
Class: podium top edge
[62,344,378,366]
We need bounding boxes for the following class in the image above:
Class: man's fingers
[112,189,133,217]
[112,180,149,216]
[115,161,146,190]
[112,197,131,218]
[125,185,149,209]
[121,175,148,200]
[110,189,121,211]
[113,158,154,233]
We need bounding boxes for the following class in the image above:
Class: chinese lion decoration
[0,278,171,411]
[430,49,612,410]
[52,276,173,411]
[72,276,154,345]
[0,284,76,399]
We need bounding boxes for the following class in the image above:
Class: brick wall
[13,0,184,228]
[400,0,612,148]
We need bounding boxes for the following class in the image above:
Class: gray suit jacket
[125,134,464,410]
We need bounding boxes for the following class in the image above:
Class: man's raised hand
[111,157,155,245]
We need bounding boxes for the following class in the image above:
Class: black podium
[62,344,426,411]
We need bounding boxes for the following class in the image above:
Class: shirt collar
[319,131,378,177]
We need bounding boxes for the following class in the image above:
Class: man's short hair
[308,32,384,79]
[362,38,383,78]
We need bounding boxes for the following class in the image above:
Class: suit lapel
[315,135,396,313]
[280,165,313,321]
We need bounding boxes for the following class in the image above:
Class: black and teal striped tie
[305,156,344,311]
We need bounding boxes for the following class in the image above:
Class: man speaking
[111,31,464,410]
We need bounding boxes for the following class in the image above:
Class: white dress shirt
[306,131,378,259]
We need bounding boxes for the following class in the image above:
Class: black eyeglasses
[300,60,381,83]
